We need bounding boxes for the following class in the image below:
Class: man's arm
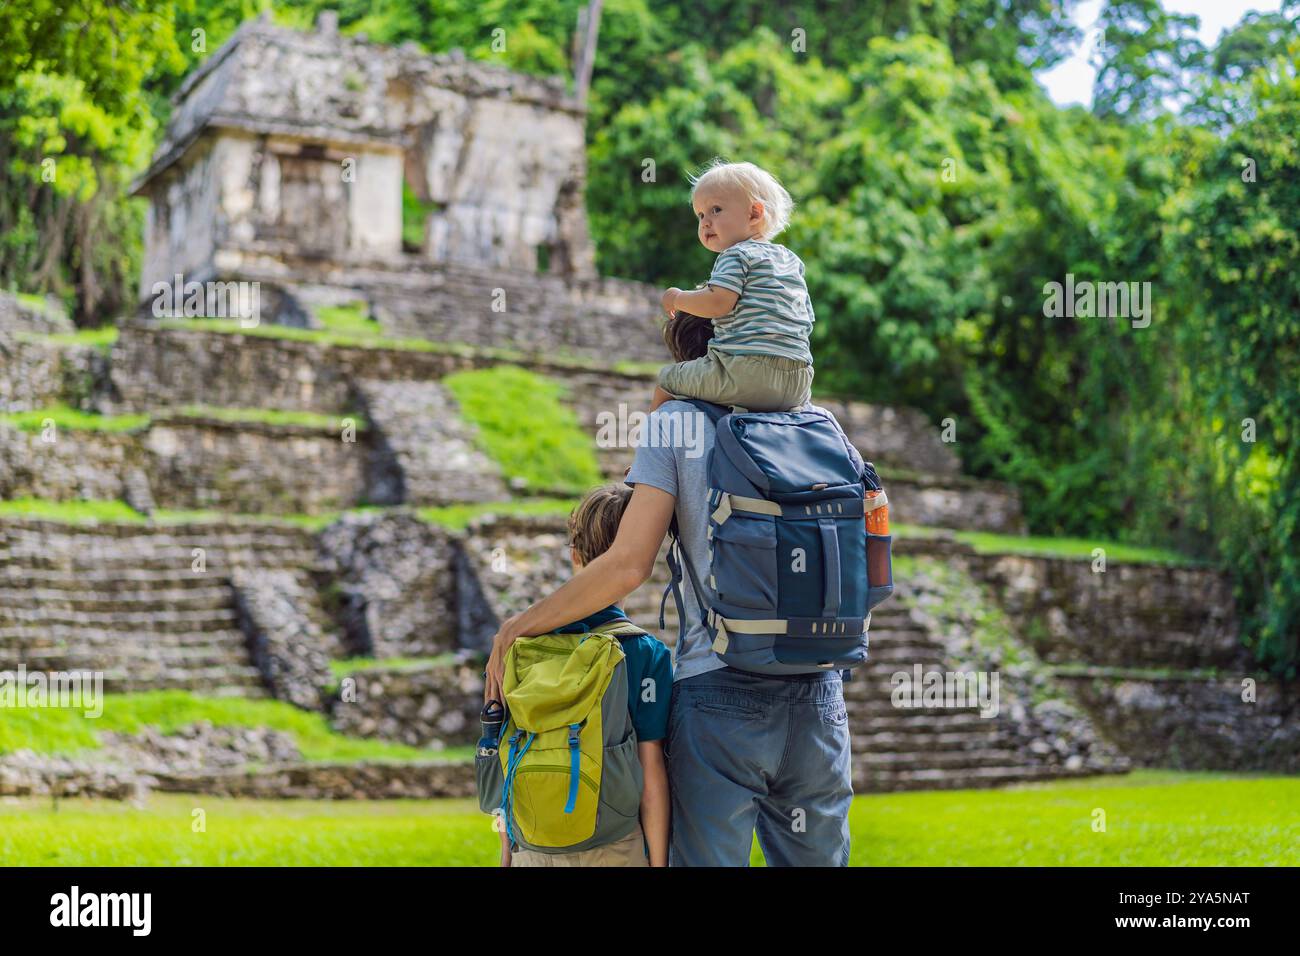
[483,482,677,700]
[671,284,739,319]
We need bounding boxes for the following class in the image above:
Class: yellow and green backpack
[476,620,646,853]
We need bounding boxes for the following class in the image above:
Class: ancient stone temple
[130,11,662,361]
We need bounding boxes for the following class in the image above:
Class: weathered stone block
[317,510,459,658]
[353,378,508,506]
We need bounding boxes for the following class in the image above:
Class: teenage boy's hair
[568,484,633,566]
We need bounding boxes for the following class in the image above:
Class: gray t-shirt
[623,400,859,682]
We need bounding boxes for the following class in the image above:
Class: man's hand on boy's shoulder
[484,610,531,702]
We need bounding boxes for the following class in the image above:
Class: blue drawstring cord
[564,722,581,813]
[500,728,535,845]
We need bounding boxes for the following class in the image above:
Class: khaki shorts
[509,824,649,867]
[658,345,813,411]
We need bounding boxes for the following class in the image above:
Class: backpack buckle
[708,610,730,654]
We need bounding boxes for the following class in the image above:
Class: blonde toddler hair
[687,159,794,241]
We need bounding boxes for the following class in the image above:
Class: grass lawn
[0,771,1293,866]
[848,770,1299,866]
[0,795,494,867]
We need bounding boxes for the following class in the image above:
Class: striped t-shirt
[705,238,814,363]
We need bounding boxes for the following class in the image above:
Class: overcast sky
[1036,0,1287,106]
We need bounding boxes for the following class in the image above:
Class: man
[484,314,855,867]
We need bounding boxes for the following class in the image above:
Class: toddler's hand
[661,287,682,317]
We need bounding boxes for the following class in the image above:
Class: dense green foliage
[1163,59,1300,673]
[0,0,187,321]
[2,1,1297,672]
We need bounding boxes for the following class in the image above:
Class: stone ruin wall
[134,15,613,353]
[951,547,1297,772]
[316,513,1296,773]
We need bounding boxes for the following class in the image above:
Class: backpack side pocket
[475,748,505,815]
[866,532,894,609]
[709,512,778,611]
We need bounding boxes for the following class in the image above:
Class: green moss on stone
[0,404,149,433]
[441,365,603,495]
[170,404,368,431]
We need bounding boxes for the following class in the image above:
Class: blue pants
[665,666,853,866]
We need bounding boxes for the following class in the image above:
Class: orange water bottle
[864,490,889,535]
[864,489,891,596]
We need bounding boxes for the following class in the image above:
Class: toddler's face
[693,186,761,253]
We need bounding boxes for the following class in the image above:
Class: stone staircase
[352,378,509,506]
[457,513,1125,792]
[96,322,1026,532]
[841,603,1094,791]
[0,518,338,697]
[5,319,1245,790]
[625,557,1114,792]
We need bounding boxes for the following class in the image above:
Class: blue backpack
[658,399,894,676]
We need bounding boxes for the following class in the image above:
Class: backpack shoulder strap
[677,397,730,424]
[672,513,710,610]
[590,619,651,640]
[652,399,724,644]
[658,511,711,645]
[861,459,882,491]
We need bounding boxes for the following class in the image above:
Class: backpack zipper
[514,764,599,792]
[521,643,575,655]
